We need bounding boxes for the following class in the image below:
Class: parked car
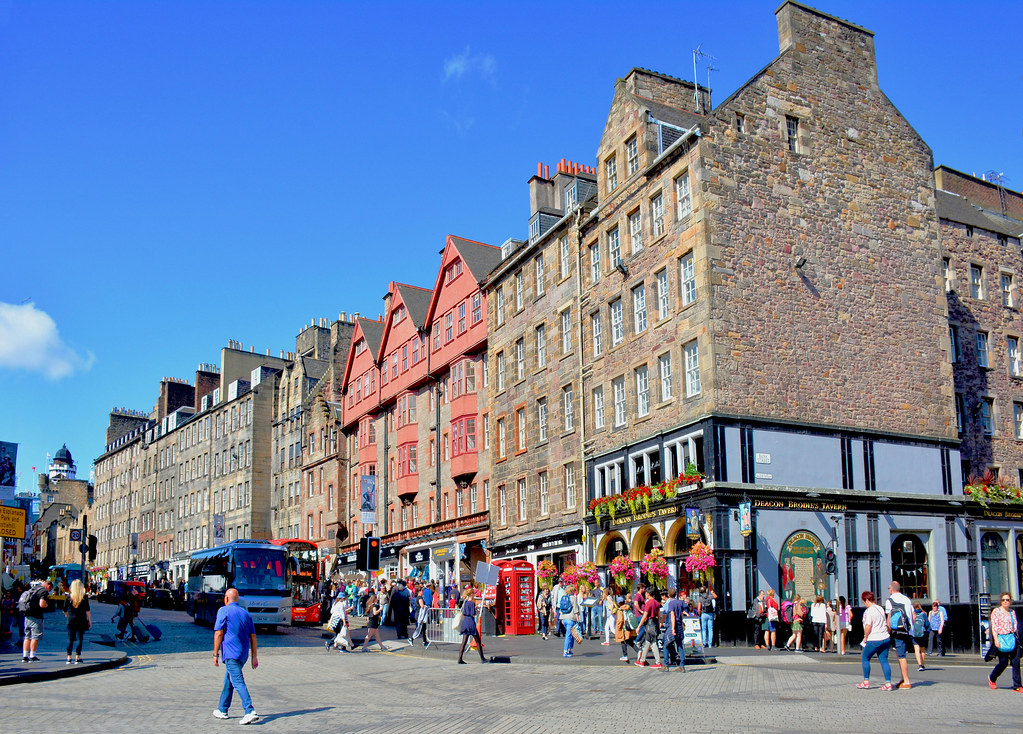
[147,588,175,610]
[99,580,147,604]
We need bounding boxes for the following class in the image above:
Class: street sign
[70,528,82,542]
[0,506,26,539]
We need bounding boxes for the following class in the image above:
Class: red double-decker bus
[271,539,321,624]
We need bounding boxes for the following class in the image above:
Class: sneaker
[66,659,72,665]
[649,663,664,669]
[634,661,646,667]
[619,656,629,661]
[918,665,925,672]
[75,658,83,664]
[239,712,260,725]
[212,710,229,720]
[601,642,610,646]
[989,679,998,690]
[22,656,28,663]
[324,641,331,652]
[28,657,41,662]
[563,652,572,658]
[407,638,413,645]
[424,641,431,650]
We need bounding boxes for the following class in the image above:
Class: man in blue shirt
[212,588,259,725]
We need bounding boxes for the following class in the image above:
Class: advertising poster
[213,514,225,545]
[0,441,17,502]
[686,507,701,539]
[738,501,752,537]
[360,474,376,525]
[130,532,139,556]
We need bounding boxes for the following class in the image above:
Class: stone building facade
[483,161,596,570]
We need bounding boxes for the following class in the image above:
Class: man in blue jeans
[213,588,260,725]
[698,586,718,648]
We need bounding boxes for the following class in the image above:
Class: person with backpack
[634,587,663,668]
[749,590,767,648]
[614,594,639,662]
[550,581,565,638]
[559,583,581,658]
[763,588,780,651]
[20,579,52,662]
[885,581,915,689]
[784,595,806,651]
[661,588,686,671]
[911,602,930,672]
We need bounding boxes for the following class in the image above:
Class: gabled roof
[395,284,432,330]
[338,316,385,403]
[376,282,433,363]
[302,356,328,382]
[424,236,501,327]
[449,236,502,282]
[358,318,385,355]
[37,502,76,527]
[633,93,704,133]
[936,190,1023,238]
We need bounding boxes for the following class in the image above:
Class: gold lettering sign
[754,499,847,512]
[610,505,680,526]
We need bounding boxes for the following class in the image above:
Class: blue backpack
[559,594,572,614]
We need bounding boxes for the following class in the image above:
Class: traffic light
[825,548,837,575]
[367,537,380,571]
[88,535,98,563]
[356,538,368,571]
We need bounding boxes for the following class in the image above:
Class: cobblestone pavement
[5,624,1023,734]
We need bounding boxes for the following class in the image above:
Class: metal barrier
[424,608,463,644]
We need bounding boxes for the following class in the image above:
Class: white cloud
[0,302,94,379]
[442,46,496,84]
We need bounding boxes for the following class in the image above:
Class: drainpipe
[573,207,589,562]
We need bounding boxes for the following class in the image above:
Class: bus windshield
[233,549,287,594]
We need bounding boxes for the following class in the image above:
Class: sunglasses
[1001,598,1012,602]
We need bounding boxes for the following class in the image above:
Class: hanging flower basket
[578,562,599,592]
[536,560,558,589]
[639,548,669,588]
[608,555,635,591]
[684,541,717,585]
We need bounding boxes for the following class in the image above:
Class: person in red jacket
[763,589,780,651]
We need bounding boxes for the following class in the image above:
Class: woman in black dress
[65,579,91,663]
[457,585,487,664]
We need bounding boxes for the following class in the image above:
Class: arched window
[891,534,928,600]
[982,532,1009,596]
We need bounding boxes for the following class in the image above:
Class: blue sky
[1,0,1021,492]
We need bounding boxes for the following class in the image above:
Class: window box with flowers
[588,464,704,522]
[964,469,1023,507]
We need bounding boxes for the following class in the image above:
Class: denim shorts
[24,617,43,640]
[892,634,909,659]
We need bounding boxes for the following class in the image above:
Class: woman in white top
[810,596,828,652]
[858,590,893,690]
[601,588,617,645]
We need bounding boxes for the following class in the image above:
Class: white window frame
[497,352,506,391]
[1015,402,1023,440]
[651,193,664,238]
[515,339,525,380]
[1002,272,1014,308]
[561,309,571,354]
[563,385,575,431]
[593,386,605,429]
[971,264,984,300]
[680,252,696,306]
[978,331,989,368]
[535,256,546,297]
[515,270,524,310]
[981,398,994,436]
[605,154,618,191]
[590,244,601,283]
[536,324,547,368]
[658,352,673,401]
[633,285,647,333]
[629,445,660,487]
[612,377,627,427]
[664,429,704,478]
[518,478,528,521]
[537,398,548,442]
[684,340,701,397]
[656,269,669,320]
[1009,336,1021,377]
[635,365,650,417]
[539,471,549,516]
[594,458,624,499]
[564,463,576,509]
[608,227,621,266]
[611,300,624,346]
[591,312,603,357]
[629,210,643,254]
[626,137,639,176]
[496,288,505,326]
[560,237,570,280]
[675,172,692,220]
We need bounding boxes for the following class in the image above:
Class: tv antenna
[693,46,717,114]
[984,170,1009,218]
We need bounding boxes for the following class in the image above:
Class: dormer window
[391,306,406,326]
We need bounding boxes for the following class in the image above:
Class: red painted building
[334,237,501,589]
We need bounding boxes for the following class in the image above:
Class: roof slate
[936,190,1023,238]
[358,318,385,354]
[450,237,502,281]
[395,284,432,330]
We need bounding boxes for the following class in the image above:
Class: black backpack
[889,598,912,635]
[17,589,34,614]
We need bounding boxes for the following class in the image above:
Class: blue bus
[186,541,292,628]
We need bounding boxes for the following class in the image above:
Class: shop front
[490,528,584,577]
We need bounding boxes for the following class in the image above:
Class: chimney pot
[537,162,543,177]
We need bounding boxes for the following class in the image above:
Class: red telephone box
[494,559,535,635]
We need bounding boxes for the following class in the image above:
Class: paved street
[3,604,1023,733]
